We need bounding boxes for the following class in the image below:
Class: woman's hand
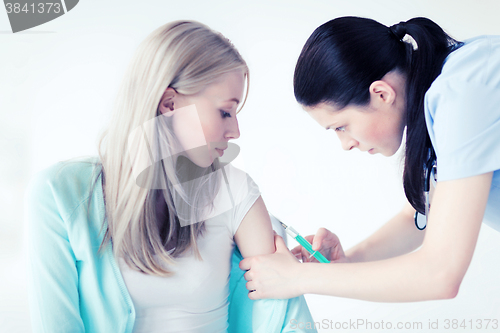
[239,234,303,300]
[291,227,349,263]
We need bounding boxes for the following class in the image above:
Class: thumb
[239,257,250,271]
[312,227,328,251]
[274,235,288,253]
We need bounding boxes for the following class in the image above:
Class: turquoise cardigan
[25,158,317,332]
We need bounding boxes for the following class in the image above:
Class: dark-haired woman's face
[306,102,405,157]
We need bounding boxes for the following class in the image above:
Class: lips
[215,148,226,156]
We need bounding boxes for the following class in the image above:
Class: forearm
[346,207,424,263]
[244,176,488,303]
[298,248,455,302]
[300,175,490,302]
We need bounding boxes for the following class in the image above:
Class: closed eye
[334,126,345,132]
[220,110,231,118]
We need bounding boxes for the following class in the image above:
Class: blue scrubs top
[425,35,500,231]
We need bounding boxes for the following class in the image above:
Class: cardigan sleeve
[24,166,85,333]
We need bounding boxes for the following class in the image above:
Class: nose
[225,117,240,140]
[339,134,358,151]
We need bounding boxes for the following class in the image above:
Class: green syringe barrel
[294,233,330,264]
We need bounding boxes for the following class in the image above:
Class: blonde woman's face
[159,70,244,167]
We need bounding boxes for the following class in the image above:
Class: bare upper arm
[233,196,275,258]
[420,172,493,282]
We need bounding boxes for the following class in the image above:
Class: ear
[158,87,178,116]
[368,80,397,107]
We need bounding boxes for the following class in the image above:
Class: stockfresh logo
[3,0,78,33]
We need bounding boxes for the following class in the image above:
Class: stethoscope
[414,149,437,230]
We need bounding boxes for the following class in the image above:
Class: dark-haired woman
[240,17,500,302]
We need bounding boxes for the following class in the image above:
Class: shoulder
[422,37,500,181]
[213,163,261,234]
[223,163,250,182]
[25,156,102,220]
[443,36,500,80]
[222,163,260,194]
[425,36,500,119]
[428,36,500,96]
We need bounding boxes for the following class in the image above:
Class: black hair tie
[389,21,407,41]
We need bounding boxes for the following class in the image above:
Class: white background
[1,0,500,332]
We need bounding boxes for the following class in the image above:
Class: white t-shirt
[118,163,261,332]
[424,35,500,231]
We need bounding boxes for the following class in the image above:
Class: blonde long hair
[95,21,249,276]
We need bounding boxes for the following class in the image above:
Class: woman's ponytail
[400,18,462,213]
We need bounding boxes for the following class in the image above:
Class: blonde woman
[25,21,315,332]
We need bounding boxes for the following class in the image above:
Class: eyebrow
[225,98,240,104]
[326,121,338,130]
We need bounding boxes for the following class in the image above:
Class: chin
[190,158,213,168]
[183,148,215,168]
[384,146,403,157]
[381,150,397,157]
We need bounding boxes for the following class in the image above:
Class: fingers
[245,281,265,300]
[246,281,256,292]
[274,234,288,252]
[294,228,336,262]
[244,272,262,300]
[303,235,315,243]
[291,245,303,261]
[291,244,302,256]
[291,248,304,262]
[312,227,332,251]
[291,245,317,262]
[239,257,251,271]
[247,289,261,300]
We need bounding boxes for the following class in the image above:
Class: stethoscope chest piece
[414,149,437,231]
[414,211,427,230]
